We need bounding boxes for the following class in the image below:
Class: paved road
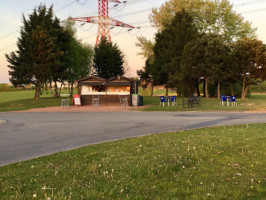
[0,111,266,166]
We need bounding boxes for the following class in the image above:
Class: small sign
[73,95,81,106]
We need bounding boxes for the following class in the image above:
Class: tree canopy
[93,38,125,79]
[6,5,93,98]
[6,5,62,99]
[150,0,256,42]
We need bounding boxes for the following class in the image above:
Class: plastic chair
[228,96,237,106]
[171,96,177,106]
[92,96,100,107]
[220,95,227,106]
[119,95,128,107]
[160,96,168,106]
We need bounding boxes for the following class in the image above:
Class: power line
[55,0,77,12]
[241,7,266,14]
[113,8,152,18]
[1,43,17,51]
[0,30,19,40]
[76,0,89,6]
[234,0,266,7]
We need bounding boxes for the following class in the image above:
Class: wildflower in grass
[33,194,37,198]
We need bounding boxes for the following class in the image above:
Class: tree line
[137,0,266,99]
[6,5,125,99]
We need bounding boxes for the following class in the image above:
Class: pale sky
[0,0,266,83]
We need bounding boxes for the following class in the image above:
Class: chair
[60,94,70,109]
[228,96,237,106]
[92,96,100,107]
[171,96,177,106]
[160,96,168,106]
[119,95,128,107]
[220,95,227,106]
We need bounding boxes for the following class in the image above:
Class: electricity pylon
[72,0,135,45]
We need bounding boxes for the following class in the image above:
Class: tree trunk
[34,83,40,99]
[241,76,248,99]
[243,85,249,99]
[59,82,63,96]
[165,87,169,97]
[230,80,234,96]
[49,81,53,95]
[54,81,58,97]
[150,83,154,96]
[196,78,200,96]
[217,81,220,99]
[205,76,209,98]
[203,79,206,97]
[70,82,74,97]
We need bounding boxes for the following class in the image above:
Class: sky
[0,0,266,83]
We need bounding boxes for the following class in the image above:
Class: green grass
[0,89,76,112]
[1,89,266,112]
[143,94,266,112]
[0,124,265,199]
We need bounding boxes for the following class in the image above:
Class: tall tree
[137,58,154,96]
[150,0,256,42]
[6,5,62,99]
[182,34,230,98]
[231,38,266,99]
[152,10,198,96]
[135,36,154,61]
[62,19,94,97]
[93,38,124,79]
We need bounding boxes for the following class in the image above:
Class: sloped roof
[77,76,136,83]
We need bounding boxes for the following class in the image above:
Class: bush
[249,81,266,93]
[0,84,10,92]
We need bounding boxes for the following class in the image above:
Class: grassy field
[0,89,75,112]
[143,94,266,112]
[0,124,265,199]
[1,89,266,112]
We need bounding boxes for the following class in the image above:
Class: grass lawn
[143,94,266,112]
[0,124,265,199]
[1,89,266,112]
[0,89,75,112]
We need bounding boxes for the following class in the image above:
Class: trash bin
[131,94,143,106]
[132,94,139,106]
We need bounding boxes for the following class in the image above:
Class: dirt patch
[16,106,147,113]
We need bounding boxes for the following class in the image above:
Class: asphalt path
[0,111,266,166]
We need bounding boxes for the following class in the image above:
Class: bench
[183,96,201,108]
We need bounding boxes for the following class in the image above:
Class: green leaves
[93,38,125,79]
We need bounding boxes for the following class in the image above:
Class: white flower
[33,194,37,198]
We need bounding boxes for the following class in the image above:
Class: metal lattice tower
[72,0,135,45]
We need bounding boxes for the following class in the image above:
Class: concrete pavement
[0,111,266,166]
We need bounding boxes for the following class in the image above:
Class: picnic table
[160,96,177,106]
[220,95,237,106]
[183,96,201,108]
